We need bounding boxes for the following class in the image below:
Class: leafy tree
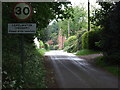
[91,2,120,64]
[2,2,73,88]
[81,30,101,50]
[46,21,59,45]
[30,2,73,42]
[58,5,87,37]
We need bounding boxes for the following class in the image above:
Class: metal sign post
[8,2,36,80]
[19,34,24,77]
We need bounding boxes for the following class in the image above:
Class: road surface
[44,50,119,88]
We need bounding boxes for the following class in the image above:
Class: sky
[69,0,100,9]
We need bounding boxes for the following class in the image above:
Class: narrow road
[44,50,119,88]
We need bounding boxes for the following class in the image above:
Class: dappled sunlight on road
[45,50,84,61]
[45,50,74,56]
[44,50,118,88]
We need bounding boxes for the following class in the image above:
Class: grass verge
[95,56,120,78]
[76,49,101,55]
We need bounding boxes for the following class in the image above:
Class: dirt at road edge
[78,53,103,64]
[44,56,58,88]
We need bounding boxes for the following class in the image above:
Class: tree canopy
[2,2,74,88]
[91,2,120,64]
[57,5,87,37]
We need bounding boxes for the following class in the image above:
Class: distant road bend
[44,50,119,88]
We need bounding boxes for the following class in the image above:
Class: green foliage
[88,30,101,50]
[70,6,87,33]
[58,6,87,37]
[58,19,68,37]
[67,36,77,46]
[2,2,73,44]
[3,40,47,88]
[64,35,77,52]
[44,43,49,50]
[49,45,54,50]
[39,40,44,48]
[64,30,86,53]
[77,30,86,50]
[64,46,70,51]
[95,56,120,77]
[76,49,101,55]
[49,45,59,50]
[90,2,113,27]
[32,2,73,41]
[91,2,120,64]
[24,45,46,88]
[82,31,88,49]
[64,41,68,48]
[46,21,59,45]
[82,30,101,50]
[38,48,46,55]
[54,45,59,50]
[2,2,74,88]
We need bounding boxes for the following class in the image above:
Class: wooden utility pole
[88,0,90,31]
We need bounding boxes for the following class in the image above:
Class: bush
[64,46,70,51]
[82,30,101,50]
[54,45,59,50]
[64,43,77,53]
[44,43,49,50]
[95,56,120,77]
[24,46,46,88]
[39,40,44,48]
[38,48,46,55]
[64,35,77,52]
[49,45,54,50]
[91,2,120,64]
[76,30,86,50]
[3,41,47,88]
[82,31,88,49]
[104,51,120,65]
[67,36,77,46]
[64,41,68,48]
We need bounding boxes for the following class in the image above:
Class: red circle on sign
[13,2,32,22]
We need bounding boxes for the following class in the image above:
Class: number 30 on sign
[13,2,32,21]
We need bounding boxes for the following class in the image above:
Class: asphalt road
[44,50,119,88]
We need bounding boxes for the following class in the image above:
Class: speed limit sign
[13,2,32,21]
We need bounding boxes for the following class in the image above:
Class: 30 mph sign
[13,2,32,21]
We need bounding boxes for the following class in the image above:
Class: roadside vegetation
[2,1,120,89]
[95,56,120,78]
[76,49,101,55]
[62,2,120,77]
[3,39,47,88]
[43,2,119,77]
[2,2,73,89]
